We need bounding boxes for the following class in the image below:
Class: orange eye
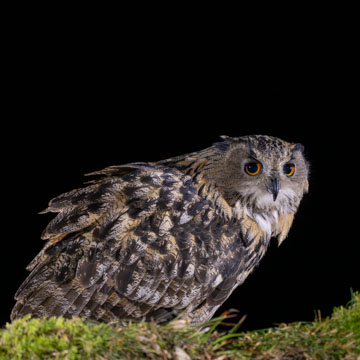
[283,163,295,177]
[244,162,262,176]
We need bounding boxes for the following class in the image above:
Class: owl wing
[11,163,228,323]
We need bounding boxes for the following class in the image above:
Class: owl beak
[268,175,280,201]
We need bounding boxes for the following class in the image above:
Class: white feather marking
[213,274,223,287]
[184,263,195,277]
[179,212,192,224]
[158,215,173,235]
[135,286,148,299]
[254,214,272,236]
[150,174,162,186]
[272,210,279,223]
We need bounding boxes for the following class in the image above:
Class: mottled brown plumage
[11,135,309,325]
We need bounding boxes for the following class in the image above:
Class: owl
[11,135,309,325]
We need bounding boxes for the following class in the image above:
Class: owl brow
[248,154,257,161]
[246,141,258,159]
[247,146,263,164]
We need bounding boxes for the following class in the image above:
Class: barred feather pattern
[11,136,309,325]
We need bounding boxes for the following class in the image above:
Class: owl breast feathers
[11,135,309,325]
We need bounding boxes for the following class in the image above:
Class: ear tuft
[220,135,232,140]
[290,143,305,154]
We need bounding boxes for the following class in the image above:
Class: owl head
[205,135,310,215]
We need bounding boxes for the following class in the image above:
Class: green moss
[0,316,115,359]
[225,291,360,359]
[1,292,359,359]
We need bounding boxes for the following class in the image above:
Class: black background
[2,21,359,331]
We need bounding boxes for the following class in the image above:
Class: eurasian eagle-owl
[11,135,309,325]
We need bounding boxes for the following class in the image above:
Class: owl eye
[244,162,262,176]
[283,163,295,177]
